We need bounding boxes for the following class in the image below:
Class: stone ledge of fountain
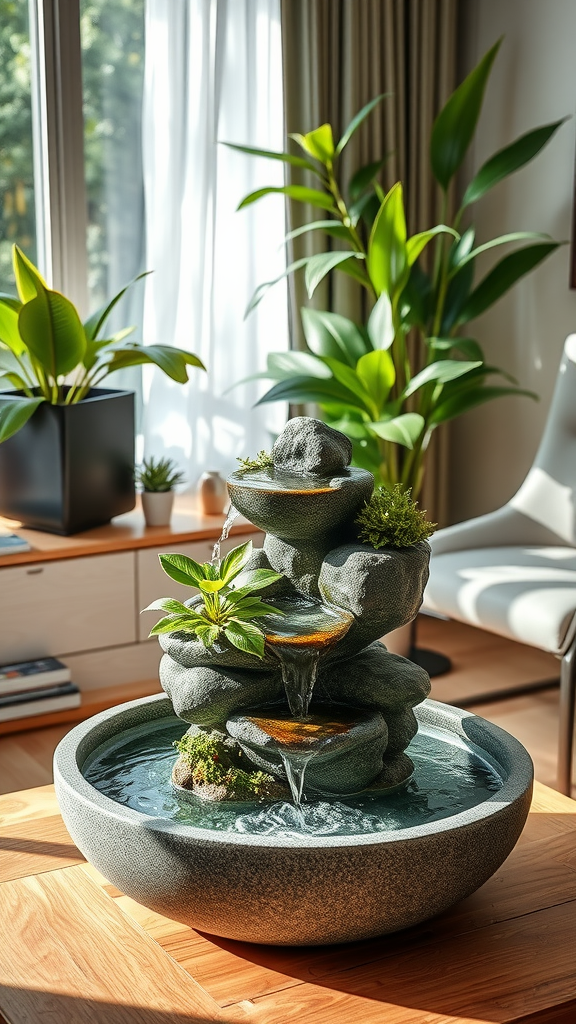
[53,693,534,946]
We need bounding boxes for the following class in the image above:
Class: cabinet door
[137,532,263,641]
[0,552,136,663]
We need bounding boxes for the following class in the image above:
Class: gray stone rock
[263,535,333,598]
[159,657,284,728]
[227,707,388,795]
[318,541,430,658]
[384,710,419,754]
[159,627,278,672]
[318,642,430,718]
[272,416,352,476]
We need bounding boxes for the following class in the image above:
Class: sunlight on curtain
[141,0,287,487]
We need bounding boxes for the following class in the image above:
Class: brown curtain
[280,0,458,525]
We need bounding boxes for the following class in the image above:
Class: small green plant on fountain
[356,484,437,550]
[135,456,185,492]
[143,540,283,658]
[236,450,273,474]
[173,731,284,801]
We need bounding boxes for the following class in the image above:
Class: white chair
[424,334,576,795]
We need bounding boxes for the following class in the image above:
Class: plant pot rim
[0,385,135,405]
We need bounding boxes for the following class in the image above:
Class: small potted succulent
[136,456,185,527]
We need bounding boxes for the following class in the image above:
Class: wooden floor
[0,616,571,798]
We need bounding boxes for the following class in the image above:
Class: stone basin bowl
[54,694,533,946]
[227,466,373,540]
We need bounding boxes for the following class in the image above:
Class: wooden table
[0,781,575,1024]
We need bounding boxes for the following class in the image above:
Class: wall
[450,0,576,523]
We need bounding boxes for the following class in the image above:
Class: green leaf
[18,287,86,378]
[255,375,372,412]
[225,600,280,620]
[403,359,482,397]
[0,301,25,356]
[159,552,207,588]
[448,227,476,272]
[148,615,202,636]
[367,293,394,351]
[283,220,352,245]
[224,619,265,658]
[431,385,537,425]
[336,94,389,156]
[221,141,316,171]
[369,413,425,449]
[199,578,226,593]
[301,308,369,365]
[356,350,395,412]
[195,623,221,648]
[462,119,567,207]
[230,569,284,595]
[105,345,205,384]
[441,260,474,334]
[267,350,332,380]
[141,598,194,616]
[83,272,151,342]
[0,372,29,391]
[238,185,336,213]
[304,252,364,298]
[220,540,253,584]
[399,262,434,331]
[367,182,408,297]
[430,39,502,190]
[245,257,310,317]
[448,232,553,278]
[0,395,45,442]
[0,293,23,313]
[290,124,335,164]
[324,359,377,417]
[12,246,48,303]
[427,337,485,362]
[459,243,561,323]
[406,225,459,266]
[348,158,388,201]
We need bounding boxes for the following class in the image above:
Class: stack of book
[0,657,80,723]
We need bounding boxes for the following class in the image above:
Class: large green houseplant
[0,246,205,533]
[229,40,565,498]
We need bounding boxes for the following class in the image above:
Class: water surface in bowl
[82,717,503,838]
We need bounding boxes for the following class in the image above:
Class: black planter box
[0,388,135,535]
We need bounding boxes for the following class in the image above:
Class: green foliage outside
[230,40,566,498]
[135,456,185,492]
[356,484,436,549]
[174,731,281,801]
[144,539,284,659]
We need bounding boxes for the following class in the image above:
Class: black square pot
[0,387,135,534]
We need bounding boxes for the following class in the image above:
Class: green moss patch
[356,484,436,549]
[174,731,282,801]
[236,450,273,474]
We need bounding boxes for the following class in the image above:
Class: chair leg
[558,638,576,796]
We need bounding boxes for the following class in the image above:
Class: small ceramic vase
[197,470,228,515]
[141,490,175,527]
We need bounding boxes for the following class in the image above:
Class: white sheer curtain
[141,0,288,486]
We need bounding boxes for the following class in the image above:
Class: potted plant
[0,246,204,533]
[228,39,566,498]
[136,456,185,527]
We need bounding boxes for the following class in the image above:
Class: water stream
[280,749,316,807]
[211,505,240,567]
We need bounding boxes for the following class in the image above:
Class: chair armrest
[429,505,557,556]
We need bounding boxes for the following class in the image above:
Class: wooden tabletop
[0,495,258,567]
[0,781,575,1023]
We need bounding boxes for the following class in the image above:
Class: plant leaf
[459,242,561,323]
[367,292,394,350]
[336,94,389,155]
[356,350,395,412]
[441,260,475,334]
[198,578,226,593]
[267,350,332,380]
[238,185,336,212]
[430,38,502,190]
[0,301,25,356]
[301,308,369,365]
[324,359,377,417]
[290,124,335,163]
[448,232,553,278]
[448,227,476,272]
[18,286,86,378]
[159,552,207,587]
[369,413,425,449]
[0,395,45,442]
[403,359,482,397]
[431,385,537,425]
[141,598,194,616]
[220,540,253,584]
[254,375,373,413]
[230,568,284,595]
[12,246,48,303]
[245,257,310,317]
[462,119,567,206]
[304,252,364,298]
[221,141,316,171]
[283,220,352,245]
[105,345,205,384]
[367,182,408,297]
[348,158,388,201]
[83,271,151,342]
[224,619,265,658]
[406,225,459,266]
[148,614,202,636]
[427,336,485,362]
[195,622,221,647]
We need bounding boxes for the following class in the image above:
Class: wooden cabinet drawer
[0,552,136,663]
[137,532,263,641]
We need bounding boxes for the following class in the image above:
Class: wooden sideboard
[0,497,262,734]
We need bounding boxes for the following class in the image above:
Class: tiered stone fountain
[54,418,533,945]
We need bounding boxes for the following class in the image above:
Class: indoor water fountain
[54,417,533,945]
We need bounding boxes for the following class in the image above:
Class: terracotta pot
[141,490,174,527]
[198,470,228,515]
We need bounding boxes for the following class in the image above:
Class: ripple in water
[82,718,503,838]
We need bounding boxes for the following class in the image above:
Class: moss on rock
[173,731,286,802]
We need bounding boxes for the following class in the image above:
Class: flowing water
[228,468,368,492]
[83,717,504,839]
[211,505,240,567]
